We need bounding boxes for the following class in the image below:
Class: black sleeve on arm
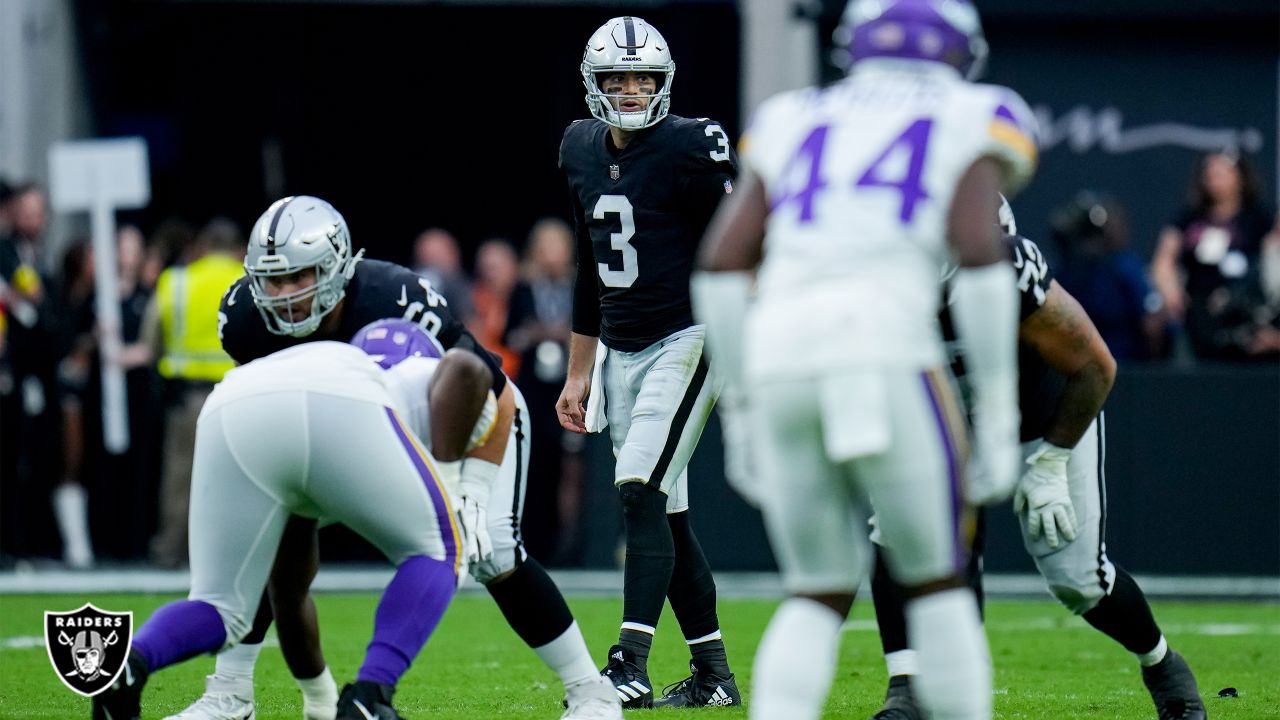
[683,169,737,232]
[437,321,508,396]
[568,187,602,337]
[680,123,740,232]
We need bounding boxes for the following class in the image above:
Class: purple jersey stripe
[921,370,968,572]
[384,407,461,574]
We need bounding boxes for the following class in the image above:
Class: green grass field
[0,593,1276,719]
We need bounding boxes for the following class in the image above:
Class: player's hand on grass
[556,376,590,434]
[1014,442,1077,549]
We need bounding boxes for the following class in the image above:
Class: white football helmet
[580,16,675,130]
[244,195,363,337]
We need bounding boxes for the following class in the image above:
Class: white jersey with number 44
[741,60,1037,380]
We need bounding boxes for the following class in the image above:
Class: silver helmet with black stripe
[244,195,363,337]
[580,16,675,130]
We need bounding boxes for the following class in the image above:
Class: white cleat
[563,676,624,720]
[163,674,255,720]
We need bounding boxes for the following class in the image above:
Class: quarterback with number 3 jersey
[556,16,742,711]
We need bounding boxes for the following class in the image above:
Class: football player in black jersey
[867,200,1205,720]
[554,16,742,710]
[174,196,618,720]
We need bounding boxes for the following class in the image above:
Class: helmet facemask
[582,66,674,130]
[580,17,676,131]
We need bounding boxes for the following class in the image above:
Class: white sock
[1138,636,1169,667]
[214,642,262,687]
[907,589,991,720]
[53,483,94,569]
[533,621,600,690]
[749,597,844,720]
[885,649,919,678]
[298,666,338,720]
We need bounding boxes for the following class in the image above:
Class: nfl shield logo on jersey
[609,164,621,181]
[44,603,133,697]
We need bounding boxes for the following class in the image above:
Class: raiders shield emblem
[44,603,133,697]
[609,164,621,182]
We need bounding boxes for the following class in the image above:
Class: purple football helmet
[833,0,988,79]
[350,319,444,369]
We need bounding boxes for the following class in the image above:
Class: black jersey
[561,114,738,352]
[218,258,506,395]
[941,234,1064,442]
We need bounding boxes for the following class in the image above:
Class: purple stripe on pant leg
[132,599,227,671]
[919,372,965,572]
[358,555,456,686]
[384,407,458,570]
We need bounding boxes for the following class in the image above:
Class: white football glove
[1013,441,1077,549]
[457,496,492,566]
[964,393,1022,506]
[716,389,761,507]
[457,459,497,565]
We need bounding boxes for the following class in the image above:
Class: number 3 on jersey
[772,118,933,224]
[593,194,638,287]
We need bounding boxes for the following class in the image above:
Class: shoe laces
[659,674,695,699]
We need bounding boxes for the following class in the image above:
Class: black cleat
[1142,650,1207,720]
[652,659,741,709]
[336,680,404,720]
[601,645,654,709]
[871,675,922,720]
[92,648,149,720]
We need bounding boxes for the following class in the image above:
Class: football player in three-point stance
[93,335,486,720]
[555,16,742,710]
[866,200,1207,720]
[163,196,617,720]
[693,0,1037,718]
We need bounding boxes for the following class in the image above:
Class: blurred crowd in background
[1,148,1277,571]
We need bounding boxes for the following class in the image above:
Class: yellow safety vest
[157,254,244,381]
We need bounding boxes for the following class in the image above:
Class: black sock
[968,508,987,619]
[485,558,574,649]
[618,483,675,671]
[667,512,728,675]
[871,546,910,656]
[1082,565,1162,655]
[689,638,729,677]
[618,628,653,669]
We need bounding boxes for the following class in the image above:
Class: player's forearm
[565,331,598,382]
[465,383,514,465]
[1044,359,1115,449]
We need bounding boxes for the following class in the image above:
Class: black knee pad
[618,482,673,558]
[619,481,665,516]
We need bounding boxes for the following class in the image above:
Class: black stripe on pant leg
[510,407,526,568]
[647,355,710,489]
[1094,412,1110,594]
